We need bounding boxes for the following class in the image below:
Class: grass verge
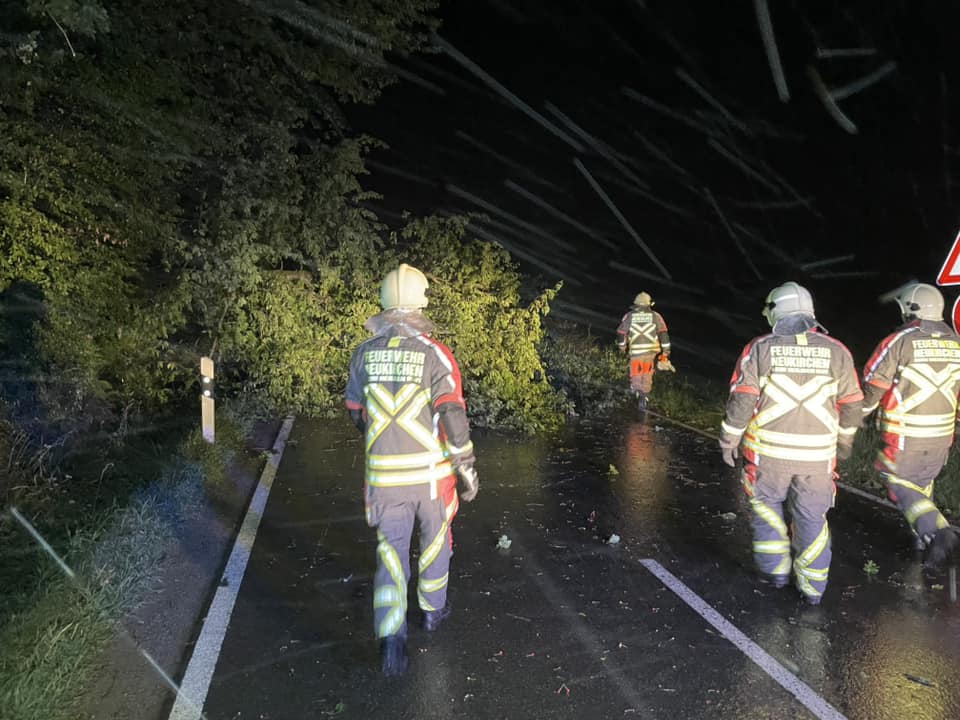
[0,406,248,720]
[542,320,725,431]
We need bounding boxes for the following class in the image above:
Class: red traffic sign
[953,296,960,336]
[937,229,960,286]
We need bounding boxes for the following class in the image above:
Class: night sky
[349,0,960,366]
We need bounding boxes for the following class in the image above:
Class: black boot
[924,526,960,571]
[423,604,452,632]
[765,573,790,589]
[380,636,409,677]
[636,391,647,411]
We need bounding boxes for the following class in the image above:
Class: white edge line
[167,416,296,720]
[640,559,847,720]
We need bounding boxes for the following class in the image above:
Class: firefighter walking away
[345,263,479,677]
[616,291,674,410]
[719,282,863,605]
[862,282,960,569]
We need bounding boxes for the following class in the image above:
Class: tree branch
[47,12,76,58]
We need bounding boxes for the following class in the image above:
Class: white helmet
[895,282,943,321]
[633,291,653,307]
[762,281,815,327]
[380,263,429,310]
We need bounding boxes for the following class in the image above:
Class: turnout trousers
[366,477,458,639]
[629,352,657,394]
[877,438,951,542]
[742,458,834,601]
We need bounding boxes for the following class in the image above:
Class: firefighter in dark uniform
[862,282,960,568]
[345,263,478,677]
[719,282,863,605]
[616,291,674,409]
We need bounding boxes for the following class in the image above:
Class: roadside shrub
[402,216,569,433]
[219,270,379,416]
[540,321,623,416]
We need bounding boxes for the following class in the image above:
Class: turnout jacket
[616,306,670,357]
[345,309,474,490]
[862,319,960,446]
[720,316,863,469]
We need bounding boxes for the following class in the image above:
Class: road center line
[168,417,295,720]
[639,559,847,720]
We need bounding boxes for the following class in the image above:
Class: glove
[457,464,479,502]
[348,408,365,435]
[836,439,853,461]
[720,443,739,468]
[656,355,676,372]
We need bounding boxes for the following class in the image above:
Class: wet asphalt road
[200,414,960,720]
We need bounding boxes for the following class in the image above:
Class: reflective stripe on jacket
[346,317,473,489]
[862,320,960,443]
[721,327,863,468]
[617,307,670,357]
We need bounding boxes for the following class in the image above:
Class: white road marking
[167,417,295,720]
[640,559,847,720]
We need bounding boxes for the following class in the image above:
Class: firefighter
[719,282,863,605]
[616,291,674,409]
[345,263,479,677]
[862,282,960,569]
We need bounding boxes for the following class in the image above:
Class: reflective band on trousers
[794,522,830,598]
[905,499,942,525]
[750,499,791,575]
[885,474,934,498]
[417,520,449,612]
[376,532,407,638]
[753,540,790,553]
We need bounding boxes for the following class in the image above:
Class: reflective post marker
[201,356,215,444]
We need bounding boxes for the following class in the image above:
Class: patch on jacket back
[363,348,426,382]
[911,338,960,361]
[769,345,831,374]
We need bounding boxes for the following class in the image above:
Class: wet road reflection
[201,415,960,720]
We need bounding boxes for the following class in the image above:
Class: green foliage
[221,270,380,415]
[540,321,624,415]
[0,0,440,428]
[403,216,569,432]
[180,413,245,486]
[25,1,110,38]
[935,446,960,517]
